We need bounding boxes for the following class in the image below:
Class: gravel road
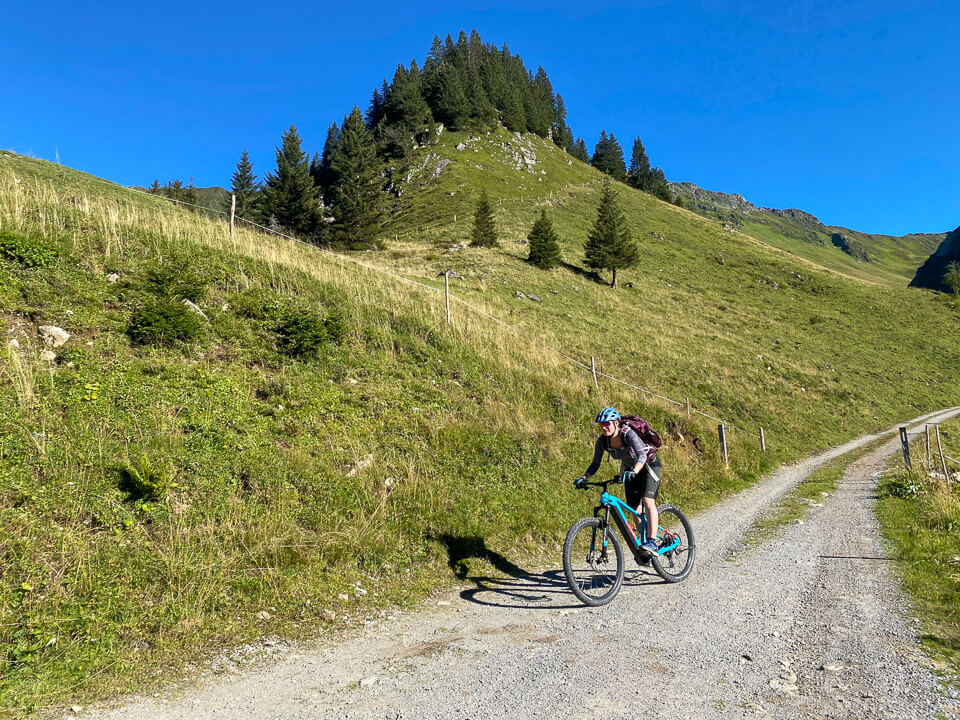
[80,408,960,720]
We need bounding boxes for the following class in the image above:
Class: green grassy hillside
[669,181,945,286]
[0,137,958,716]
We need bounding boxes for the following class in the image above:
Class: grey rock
[38,325,70,347]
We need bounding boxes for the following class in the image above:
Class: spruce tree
[227,149,260,219]
[627,137,651,189]
[571,137,590,163]
[591,131,627,182]
[329,107,383,250]
[260,125,321,237]
[552,94,573,150]
[314,122,339,204]
[365,85,386,130]
[944,262,960,294]
[584,178,639,288]
[527,209,562,269]
[470,190,498,248]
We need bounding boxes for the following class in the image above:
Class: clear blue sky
[3,0,957,235]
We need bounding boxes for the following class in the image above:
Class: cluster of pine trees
[472,177,638,289]
[147,178,199,206]
[210,29,675,251]
[224,111,383,250]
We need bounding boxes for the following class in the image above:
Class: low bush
[230,288,285,320]
[275,307,345,357]
[141,256,206,302]
[119,455,167,501]
[127,297,205,346]
[0,230,58,268]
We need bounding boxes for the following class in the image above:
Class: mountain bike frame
[595,482,681,559]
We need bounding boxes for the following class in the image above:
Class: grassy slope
[0,137,958,715]
[373,128,960,446]
[0,152,753,715]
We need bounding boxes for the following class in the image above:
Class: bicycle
[562,476,696,606]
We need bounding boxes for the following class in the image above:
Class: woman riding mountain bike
[575,407,663,556]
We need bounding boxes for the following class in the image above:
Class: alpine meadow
[1,28,959,717]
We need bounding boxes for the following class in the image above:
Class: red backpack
[620,415,662,461]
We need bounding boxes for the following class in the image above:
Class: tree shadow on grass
[560,261,608,286]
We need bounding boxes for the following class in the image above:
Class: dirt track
[82,408,960,720]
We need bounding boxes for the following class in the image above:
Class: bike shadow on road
[432,533,663,609]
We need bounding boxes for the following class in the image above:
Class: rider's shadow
[431,533,662,609]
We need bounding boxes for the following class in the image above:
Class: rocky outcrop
[910,225,960,292]
[669,182,756,213]
[765,207,825,233]
[831,233,871,263]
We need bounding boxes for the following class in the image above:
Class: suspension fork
[592,504,613,554]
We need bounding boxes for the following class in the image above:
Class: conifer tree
[584,178,638,288]
[365,85,386,130]
[313,122,339,204]
[227,149,260,219]
[527,209,562,269]
[261,125,321,237]
[571,138,590,163]
[184,178,200,207]
[552,94,573,150]
[592,131,627,182]
[470,190,498,248]
[627,137,651,189]
[944,262,960,294]
[329,107,383,249]
[426,62,471,129]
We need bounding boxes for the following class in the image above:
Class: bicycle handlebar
[577,476,624,489]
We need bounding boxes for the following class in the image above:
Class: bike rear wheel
[562,516,624,606]
[651,503,695,583]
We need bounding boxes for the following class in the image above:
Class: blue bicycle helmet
[595,407,621,424]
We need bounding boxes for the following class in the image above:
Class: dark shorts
[625,456,662,509]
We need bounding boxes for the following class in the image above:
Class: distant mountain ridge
[670,181,947,286]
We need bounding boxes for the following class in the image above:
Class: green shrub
[275,308,345,357]
[230,288,285,320]
[142,255,206,302]
[119,455,167,501]
[0,230,58,268]
[881,470,926,499]
[127,297,205,346]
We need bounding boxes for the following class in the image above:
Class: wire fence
[899,424,958,480]
[48,172,768,455]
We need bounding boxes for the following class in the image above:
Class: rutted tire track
[83,408,960,720]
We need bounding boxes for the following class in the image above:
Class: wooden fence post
[925,424,932,465]
[760,427,766,452]
[229,193,236,242]
[936,425,950,480]
[719,424,728,468]
[685,397,690,418]
[590,356,599,389]
[899,427,912,470]
[444,272,451,325]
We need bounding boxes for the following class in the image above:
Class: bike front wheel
[651,503,695,583]
[562,516,624,606]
